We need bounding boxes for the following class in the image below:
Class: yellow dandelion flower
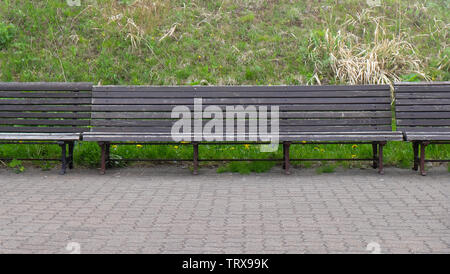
[351,154,357,158]
[198,55,202,59]
[112,145,118,149]
[136,144,143,148]
[352,145,358,149]
[244,144,250,149]
[174,145,179,149]
[180,141,189,144]
[301,141,307,144]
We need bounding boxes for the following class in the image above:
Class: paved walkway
[0,166,449,254]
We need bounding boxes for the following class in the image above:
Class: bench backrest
[395,82,450,132]
[0,82,92,133]
[91,85,393,136]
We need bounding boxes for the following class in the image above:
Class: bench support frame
[411,141,450,176]
[95,141,387,175]
[0,140,75,175]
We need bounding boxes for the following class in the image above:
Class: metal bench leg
[283,142,291,175]
[99,142,107,175]
[59,141,67,175]
[105,142,111,168]
[412,142,419,171]
[68,141,75,169]
[372,142,378,169]
[419,142,429,176]
[193,142,199,175]
[378,142,385,175]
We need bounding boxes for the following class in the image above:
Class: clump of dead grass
[96,0,169,49]
[308,9,427,85]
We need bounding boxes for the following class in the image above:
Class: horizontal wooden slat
[83,132,403,142]
[93,104,390,112]
[396,105,450,112]
[0,133,80,141]
[0,119,89,126]
[91,125,392,133]
[0,98,91,105]
[396,112,450,119]
[0,112,91,119]
[93,90,390,98]
[397,127,450,132]
[0,126,85,133]
[396,99,450,105]
[0,91,91,98]
[397,119,450,126]
[0,82,92,91]
[93,98,390,105]
[396,93,450,99]
[91,118,391,127]
[94,85,390,92]
[92,111,392,119]
[0,105,91,111]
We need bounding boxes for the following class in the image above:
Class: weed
[8,159,25,174]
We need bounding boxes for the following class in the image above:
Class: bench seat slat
[0,127,85,133]
[83,132,403,142]
[0,133,80,141]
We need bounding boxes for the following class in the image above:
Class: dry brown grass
[310,9,427,85]
[96,0,170,48]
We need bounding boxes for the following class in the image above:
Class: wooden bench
[83,85,402,175]
[395,81,450,175]
[0,82,92,174]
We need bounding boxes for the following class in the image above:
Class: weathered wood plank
[0,82,92,91]
[0,119,90,126]
[396,112,450,119]
[0,91,92,98]
[0,105,91,112]
[92,104,390,112]
[94,85,389,92]
[0,126,85,133]
[0,98,91,105]
[0,112,91,119]
[93,90,390,98]
[93,97,390,105]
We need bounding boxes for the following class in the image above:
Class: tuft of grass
[8,159,25,174]
[0,21,15,49]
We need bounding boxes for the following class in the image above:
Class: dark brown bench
[83,85,402,175]
[395,81,450,175]
[0,82,92,174]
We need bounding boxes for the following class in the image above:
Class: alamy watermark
[171,98,280,152]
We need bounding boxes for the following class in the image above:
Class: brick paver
[0,166,449,254]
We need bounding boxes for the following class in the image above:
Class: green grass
[1,142,449,174]
[0,0,449,173]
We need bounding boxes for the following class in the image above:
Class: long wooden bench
[395,81,450,175]
[83,85,402,175]
[0,82,92,174]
